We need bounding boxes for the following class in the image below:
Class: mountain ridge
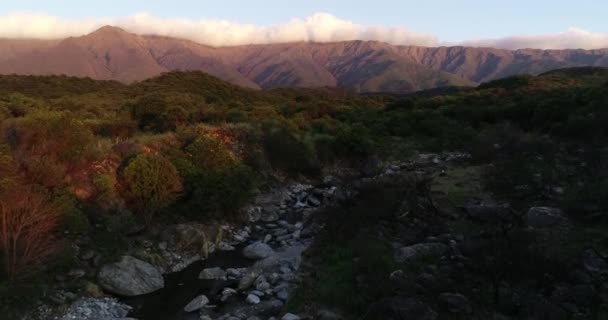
[0,26,607,93]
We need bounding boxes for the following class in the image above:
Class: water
[124,246,251,320]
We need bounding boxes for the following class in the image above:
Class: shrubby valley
[0,67,607,320]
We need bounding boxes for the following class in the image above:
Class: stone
[246,294,261,304]
[161,224,209,252]
[307,195,321,207]
[439,292,472,314]
[217,242,236,251]
[395,243,449,264]
[281,313,300,320]
[239,268,262,291]
[582,249,608,274]
[526,207,566,228]
[261,211,280,222]
[59,297,132,320]
[68,269,86,279]
[276,288,289,301]
[199,267,227,280]
[184,295,209,312]
[317,309,343,320]
[389,269,404,281]
[79,250,95,261]
[221,288,238,302]
[243,242,274,260]
[97,256,164,296]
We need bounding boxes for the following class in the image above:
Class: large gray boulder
[97,256,164,296]
[243,242,274,260]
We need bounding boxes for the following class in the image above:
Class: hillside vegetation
[0,68,607,319]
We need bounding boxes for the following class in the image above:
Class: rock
[281,313,300,320]
[317,309,343,320]
[60,297,132,320]
[161,224,211,253]
[526,207,566,228]
[276,288,289,301]
[243,242,274,260]
[238,268,262,291]
[97,256,164,296]
[227,267,247,278]
[261,211,280,222]
[199,267,227,280]
[79,250,95,261]
[184,294,209,312]
[68,269,86,279]
[395,243,449,264]
[582,249,608,274]
[217,242,236,251]
[246,294,261,304]
[307,195,321,207]
[439,292,472,314]
[221,288,238,302]
[389,269,404,281]
[247,206,262,222]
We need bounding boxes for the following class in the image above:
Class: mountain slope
[0,26,607,93]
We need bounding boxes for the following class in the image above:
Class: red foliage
[0,188,61,279]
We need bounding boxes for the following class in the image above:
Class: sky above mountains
[0,0,607,49]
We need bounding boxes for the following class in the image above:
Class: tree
[122,153,182,223]
[0,188,61,279]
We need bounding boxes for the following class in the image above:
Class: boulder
[281,313,300,320]
[395,243,449,264]
[184,294,209,312]
[526,207,566,228]
[246,294,261,304]
[243,242,274,260]
[97,256,164,296]
[199,267,227,280]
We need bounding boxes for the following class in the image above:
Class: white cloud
[459,28,608,50]
[0,11,438,47]
[0,12,606,50]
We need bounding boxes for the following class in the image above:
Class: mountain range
[1,26,607,93]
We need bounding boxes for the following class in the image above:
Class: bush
[53,189,89,234]
[0,187,62,279]
[122,153,182,223]
[184,135,237,171]
[262,127,319,175]
[184,164,255,218]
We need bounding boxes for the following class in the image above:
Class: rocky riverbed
[53,174,348,320]
[41,151,607,320]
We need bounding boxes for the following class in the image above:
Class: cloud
[0,12,606,50]
[460,28,608,50]
[0,11,438,47]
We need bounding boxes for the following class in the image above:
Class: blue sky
[1,0,605,41]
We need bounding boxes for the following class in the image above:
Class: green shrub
[122,153,182,222]
[262,127,319,175]
[185,135,236,171]
[184,164,255,218]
